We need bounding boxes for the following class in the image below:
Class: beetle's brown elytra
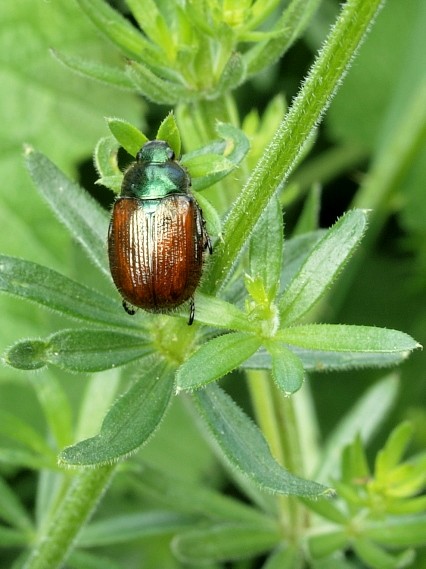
[108,140,211,325]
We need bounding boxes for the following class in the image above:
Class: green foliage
[0,1,424,569]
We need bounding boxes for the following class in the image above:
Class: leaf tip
[23,143,35,157]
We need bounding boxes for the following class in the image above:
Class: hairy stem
[205,0,385,293]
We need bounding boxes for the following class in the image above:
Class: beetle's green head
[137,140,175,164]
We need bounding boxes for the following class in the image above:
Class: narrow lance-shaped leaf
[249,195,284,299]
[315,374,399,482]
[0,410,56,460]
[265,340,305,395]
[375,421,414,480]
[0,476,33,531]
[181,123,250,191]
[279,230,325,292]
[0,255,141,330]
[245,0,321,76]
[126,61,190,105]
[261,545,303,569]
[60,359,174,465]
[126,0,172,53]
[353,537,415,569]
[25,148,110,277]
[279,209,368,325]
[278,324,420,367]
[176,333,262,392]
[79,511,193,547]
[4,329,153,373]
[156,112,181,158]
[216,51,247,93]
[363,515,426,548]
[129,462,272,526]
[293,183,321,235]
[76,0,155,60]
[94,136,121,179]
[51,49,134,90]
[192,383,332,497]
[193,191,221,237]
[180,293,256,332]
[107,118,148,157]
[172,523,280,565]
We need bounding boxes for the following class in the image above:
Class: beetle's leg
[123,299,137,315]
[188,297,195,326]
[201,214,213,254]
[205,231,213,255]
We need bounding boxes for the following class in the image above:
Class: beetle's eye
[169,149,175,160]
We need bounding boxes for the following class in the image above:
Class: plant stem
[205,0,385,294]
[247,370,306,538]
[23,465,116,569]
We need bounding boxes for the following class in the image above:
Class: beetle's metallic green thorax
[121,140,189,200]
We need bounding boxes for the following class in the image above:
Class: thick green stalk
[24,465,115,569]
[205,0,385,293]
[247,370,306,538]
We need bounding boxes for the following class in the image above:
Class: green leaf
[341,435,370,482]
[129,462,271,526]
[185,293,256,332]
[94,136,121,180]
[172,523,280,564]
[363,515,426,548]
[262,545,304,569]
[156,112,181,158]
[181,123,250,191]
[353,537,415,569]
[5,329,153,373]
[96,174,122,194]
[0,476,33,531]
[193,191,222,237]
[51,49,134,90]
[301,494,348,525]
[216,51,247,93]
[0,526,29,547]
[244,0,322,76]
[279,230,325,292]
[315,375,399,482]
[308,530,349,560]
[192,384,332,497]
[29,373,74,449]
[279,210,368,324]
[265,341,305,395]
[249,196,283,299]
[0,256,140,330]
[0,410,56,460]
[126,61,189,104]
[176,333,262,392]
[107,118,148,157]
[278,324,420,367]
[60,359,173,465]
[79,511,192,546]
[69,550,125,569]
[126,0,171,54]
[0,447,55,470]
[25,149,110,278]
[183,153,235,184]
[293,183,321,235]
[375,422,414,479]
[76,0,152,60]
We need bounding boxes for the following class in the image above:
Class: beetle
[108,139,212,325]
